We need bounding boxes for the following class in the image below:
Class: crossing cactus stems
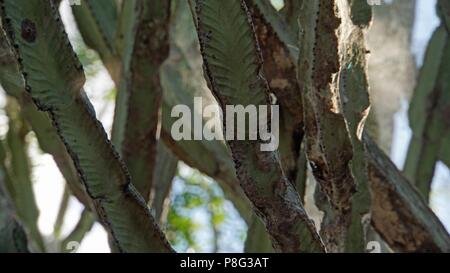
[0,0,173,252]
[4,101,45,252]
[297,0,363,252]
[193,0,325,252]
[0,0,448,254]
[121,0,171,201]
[0,26,91,208]
[404,2,450,200]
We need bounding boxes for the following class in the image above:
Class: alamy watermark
[170,97,279,152]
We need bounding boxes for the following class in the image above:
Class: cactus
[404,4,450,200]
[295,0,372,252]
[71,0,120,82]
[193,0,326,252]
[0,0,449,253]
[0,0,172,252]
[4,100,45,251]
[60,208,95,252]
[337,0,372,252]
[159,1,252,222]
[0,17,89,208]
[120,0,170,201]
[438,0,450,31]
[245,0,303,184]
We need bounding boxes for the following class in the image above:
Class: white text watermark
[170,97,279,152]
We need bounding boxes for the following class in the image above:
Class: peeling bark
[365,134,450,252]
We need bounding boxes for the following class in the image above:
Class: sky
[0,0,448,252]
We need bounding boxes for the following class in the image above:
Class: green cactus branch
[404,13,450,200]
[114,0,137,74]
[159,47,252,222]
[70,0,252,222]
[121,0,171,201]
[4,101,45,252]
[194,0,325,252]
[0,26,91,208]
[184,0,450,252]
[88,0,174,207]
[60,208,95,252]
[72,0,121,83]
[110,0,137,150]
[0,0,172,252]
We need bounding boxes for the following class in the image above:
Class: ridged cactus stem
[1,0,172,253]
[194,0,325,252]
[121,0,171,202]
[404,1,450,200]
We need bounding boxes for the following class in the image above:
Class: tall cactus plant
[404,1,450,201]
[0,0,449,253]
[0,0,172,253]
